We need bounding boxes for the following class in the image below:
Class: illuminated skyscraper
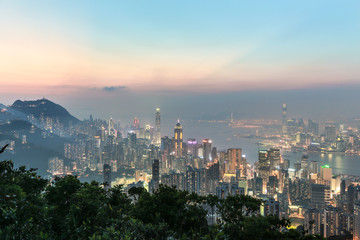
[282,104,288,136]
[174,119,183,157]
[133,117,140,130]
[258,150,270,186]
[310,161,319,174]
[187,138,197,156]
[268,148,281,171]
[155,108,161,146]
[324,206,343,238]
[320,165,332,183]
[226,148,242,174]
[354,203,360,240]
[108,118,115,135]
[263,198,280,217]
[301,154,309,179]
[202,139,212,163]
[304,209,321,235]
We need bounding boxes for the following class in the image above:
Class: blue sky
[0,1,360,121]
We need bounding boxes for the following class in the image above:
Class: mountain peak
[11,99,80,126]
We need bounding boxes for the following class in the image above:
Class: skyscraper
[268,148,281,171]
[282,104,288,136]
[323,206,344,238]
[202,139,212,163]
[310,161,319,174]
[320,165,332,183]
[103,164,111,190]
[155,108,161,146]
[354,203,360,240]
[152,159,160,191]
[301,154,309,179]
[187,138,197,156]
[258,150,270,188]
[325,126,336,143]
[263,198,280,217]
[174,119,183,157]
[226,148,242,174]
[133,117,140,130]
[310,183,331,208]
[304,209,322,236]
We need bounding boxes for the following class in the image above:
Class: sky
[1,1,360,123]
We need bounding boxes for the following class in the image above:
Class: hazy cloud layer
[102,86,127,92]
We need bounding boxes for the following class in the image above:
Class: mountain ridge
[10,98,80,126]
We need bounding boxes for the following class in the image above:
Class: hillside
[11,99,80,127]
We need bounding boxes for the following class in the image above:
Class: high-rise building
[155,108,161,146]
[161,172,185,190]
[267,175,278,197]
[152,159,160,191]
[48,157,64,175]
[206,161,220,194]
[354,202,360,240]
[320,165,332,183]
[310,161,319,175]
[325,126,336,142]
[310,183,331,209]
[324,206,344,238]
[202,139,212,163]
[226,148,242,174]
[308,120,319,136]
[301,154,309,179]
[268,148,281,171]
[255,177,263,195]
[263,198,280,218]
[211,147,218,162]
[216,182,244,199]
[133,117,140,130]
[103,164,112,190]
[187,138,197,156]
[258,150,270,188]
[282,104,288,136]
[108,117,115,136]
[174,120,183,157]
[186,166,205,195]
[304,208,322,236]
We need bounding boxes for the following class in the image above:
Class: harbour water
[163,120,360,177]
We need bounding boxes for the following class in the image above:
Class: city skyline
[2,1,360,239]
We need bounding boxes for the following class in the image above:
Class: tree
[0,160,48,238]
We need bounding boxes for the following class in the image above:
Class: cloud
[102,86,127,92]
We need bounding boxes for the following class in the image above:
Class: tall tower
[226,148,242,174]
[282,104,287,137]
[152,159,159,191]
[174,119,183,157]
[202,139,212,163]
[103,164,111,190]
[108,117,115,137]
[155,108,161,146]
[354,203,360,240]
[133,117,140,130]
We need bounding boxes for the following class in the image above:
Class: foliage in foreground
[0,160,324,240]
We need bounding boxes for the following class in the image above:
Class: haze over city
[1,1,360,123]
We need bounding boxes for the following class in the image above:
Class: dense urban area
[1,99,360,239]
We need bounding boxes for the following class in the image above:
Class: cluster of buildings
[281,104,360,154]
[46,105,360,239]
